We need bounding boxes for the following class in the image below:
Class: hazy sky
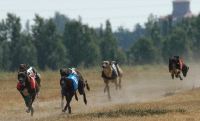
[0,0,200,30]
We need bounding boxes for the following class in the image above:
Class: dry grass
[0,63,200,121]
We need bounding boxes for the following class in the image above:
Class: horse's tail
[85,80,90,91]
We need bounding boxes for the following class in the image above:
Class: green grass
[73,108,186,118]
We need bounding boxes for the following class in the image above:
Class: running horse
[168,57,189,80]
[60,68,90,114]
[101,61,123,100]
[17,71,39,116]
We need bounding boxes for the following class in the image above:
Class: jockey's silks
[29,76,36,89]
[179,59,184,70]
[67,73,79,91]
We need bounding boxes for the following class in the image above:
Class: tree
[11,32,37,67]
[63,20,101,67]
[0,19,9,70]
[100,20,118,60]
[32,15,68,70]
[162,27,190,61]
[192,14,200,59]
[5,13,22,70]
[129,38,157,64]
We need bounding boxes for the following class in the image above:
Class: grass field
[0,64,200,121]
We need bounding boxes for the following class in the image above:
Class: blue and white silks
[66,73,79,91]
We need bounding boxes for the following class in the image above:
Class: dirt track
[1,64,200,121]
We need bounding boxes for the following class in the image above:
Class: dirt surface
[0,64,200,121]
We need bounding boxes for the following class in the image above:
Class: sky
[0,0,200,31]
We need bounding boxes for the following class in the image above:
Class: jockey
[17,64,41,93]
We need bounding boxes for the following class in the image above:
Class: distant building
[172,0,193,21]
[160,0,193,22]
[159,0,194,35]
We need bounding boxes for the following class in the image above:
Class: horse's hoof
[26,109,30,113]
[62,109,66,112]
[31,108,34,116]
[119,85,122,90]
[84,100,87,105]
[69,109,72,114]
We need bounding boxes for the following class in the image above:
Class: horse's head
[102,61,110,69]
[18,72,28,85]
[182,65,189,77]
[19,64,29,72]
[169,58,179,73]
[60,68,73,77]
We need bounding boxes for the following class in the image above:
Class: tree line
[0,12,200,71]
[115,14,200,65]
[0,13,126,71]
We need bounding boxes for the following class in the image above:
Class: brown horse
[59,68,90,114]
[101,61,123,100]
[169,58,189,80]
[17,72,39,116]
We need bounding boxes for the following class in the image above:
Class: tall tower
[172,0,192,20]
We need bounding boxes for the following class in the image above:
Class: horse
[169,58,189,80]
[59,68,90,114]
[101,61,123,100]
[17,71,39,116]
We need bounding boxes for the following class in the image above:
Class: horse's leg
[179,74,183,80]
[75,91,78,101]
[104,80,108,93]
[104,85,107,93]
[63,96,68,112]
[103,80,111,100]
[85,80,90,91]
[67,94,73,114]
[63,93,73,114]
[25,92,35,115]
[171,73,174,79]
[35,83,40,98]
[107,84,111,100]
[114,79,118,90]
[30,105,34,116]
[176,71,183,80]
[83,92,87,105]
[25,97,31,113]
[61,95,64,109]
[26,96,34,116]
[29,92,36,116]
[118,77,122,89]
